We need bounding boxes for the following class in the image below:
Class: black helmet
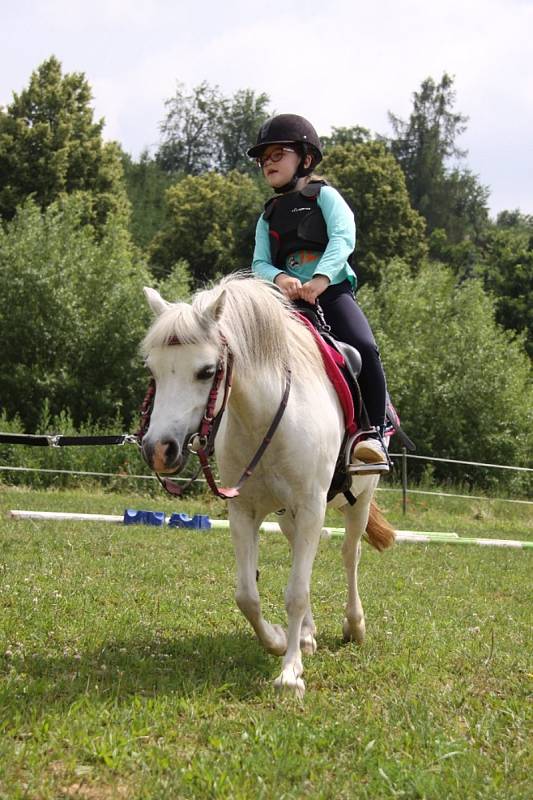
[247,114,323,165]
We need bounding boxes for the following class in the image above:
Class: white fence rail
[389,452,532,473]
[389,449,532,512]
[1,450,531,509]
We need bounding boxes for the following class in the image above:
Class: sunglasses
[256,147,296,168]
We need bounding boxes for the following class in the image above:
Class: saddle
[294,301,415,502]
[294,302,365,430]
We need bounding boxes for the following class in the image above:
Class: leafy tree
[121,149,173,249]
[474,227,533,357]
[219,89,271,174]
[426,227,480,277]
[322,125,373,149]
[495,209,533,232]
[432,168,490,243]
[0,56,128,227]
[388,74,489,240]
[0,196,151,429]
[149,170,267,285]
[156,81,271,176]
[156,258,193,301]
[157,81,224,176]
[322,141,427,286]
[389,73,467,188]
[361,260,532,489]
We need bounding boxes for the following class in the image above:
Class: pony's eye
[196,365,216,381]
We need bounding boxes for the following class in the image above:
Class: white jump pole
[8,509,533,549]
[10,510,124,523]
[210,518,460,541]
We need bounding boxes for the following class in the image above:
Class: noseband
[139,332,291,499]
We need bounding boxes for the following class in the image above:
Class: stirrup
[345,428,392,474]
[347,461,390,475]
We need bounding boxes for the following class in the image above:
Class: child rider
[248,113,389,473]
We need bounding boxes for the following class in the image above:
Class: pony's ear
[144,287,169,316]
[204,288,226,325]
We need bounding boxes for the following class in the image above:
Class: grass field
[0,482,531,799]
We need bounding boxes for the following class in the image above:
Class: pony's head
[140,286,227,474]
[140,274,322,477]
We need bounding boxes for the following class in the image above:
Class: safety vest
[263,181,329,268]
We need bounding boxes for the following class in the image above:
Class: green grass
[0,482,531,799]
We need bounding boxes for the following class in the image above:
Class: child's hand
[297,275,330,304]
[274,274,302,300]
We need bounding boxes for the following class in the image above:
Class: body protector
[263,181,330,267]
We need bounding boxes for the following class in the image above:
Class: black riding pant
[319,280,387,428]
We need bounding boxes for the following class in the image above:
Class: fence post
[402,447,408,515]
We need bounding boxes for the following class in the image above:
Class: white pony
[141,274,394,697]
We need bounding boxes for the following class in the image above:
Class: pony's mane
[142,274,323,380]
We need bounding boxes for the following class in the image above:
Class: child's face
[259,145,302,190]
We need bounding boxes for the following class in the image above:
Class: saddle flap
[296,313,357,435]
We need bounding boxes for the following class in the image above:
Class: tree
[157,81,224,176]
[496,209,533,232]
[430,212,533,355]
[0,196,151,429]
[0,56,128,227]
[361,260,532,489]
[149,171,267,285]
[388,74,489,239]
[121,148,173,249]
[156,259,193,302]
[474,226,533,357]
[156,81,271,176]
[432,168,490,243]
[219,89,270,174]
[322,141,427,286]
[321,125,373,149]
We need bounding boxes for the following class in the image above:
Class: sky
[1,0,532,218]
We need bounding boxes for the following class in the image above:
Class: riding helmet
[247,114,323,165]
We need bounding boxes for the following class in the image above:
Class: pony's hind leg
[341,497,370,644]
[230,505,287,656]
[278,514,317,655]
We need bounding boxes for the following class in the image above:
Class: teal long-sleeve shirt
[251,184,357,290]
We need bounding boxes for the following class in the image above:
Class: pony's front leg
[278,516,317,655]
[274,510,323,698]
[230,507,287,656]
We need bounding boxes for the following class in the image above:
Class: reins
[144,333,292,500]
[193,366,291,499]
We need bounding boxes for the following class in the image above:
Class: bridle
[138,332,291,500]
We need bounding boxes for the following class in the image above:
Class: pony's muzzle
[142,436,184,474]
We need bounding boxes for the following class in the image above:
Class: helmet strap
[274,173,300,194]
[297,143,315,177]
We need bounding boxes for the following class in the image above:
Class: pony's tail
[365,500,396,551]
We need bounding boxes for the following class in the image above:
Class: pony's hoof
[274,672,306,699]
[300,633,317,655]
[342,617,366,644]
[264,624,287,656]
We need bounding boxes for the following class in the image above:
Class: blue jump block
[124,509,165,527]
[168,512,211,530]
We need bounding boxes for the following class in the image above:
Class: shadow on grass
[2,631,276,714]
